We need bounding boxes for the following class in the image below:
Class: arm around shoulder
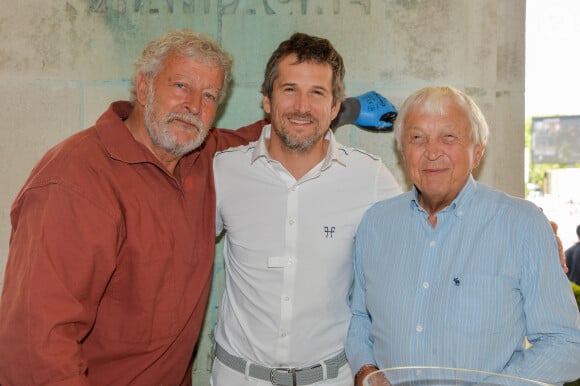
[212,119,268,152]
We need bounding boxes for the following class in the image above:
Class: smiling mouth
[287,115,315,125]
[423,167,448,175]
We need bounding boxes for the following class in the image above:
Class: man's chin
[175,132,209,155]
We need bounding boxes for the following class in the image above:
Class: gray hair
[129,29,233,104]
[393,86,489,151]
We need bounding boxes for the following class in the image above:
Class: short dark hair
[576,224,580,239]
[261,32,345,105]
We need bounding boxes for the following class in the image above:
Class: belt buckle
[270,367,299,386]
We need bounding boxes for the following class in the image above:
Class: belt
[215,343,348,386]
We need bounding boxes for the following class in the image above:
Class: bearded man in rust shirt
[0,29,266,386]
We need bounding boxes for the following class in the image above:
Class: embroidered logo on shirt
[453,277,461,286]
[324,226,336,238]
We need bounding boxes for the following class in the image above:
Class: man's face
[140,53,223,158]
[401,99,484,209]
[263,54,340,152]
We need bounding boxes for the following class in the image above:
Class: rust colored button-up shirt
[0,102,263,386]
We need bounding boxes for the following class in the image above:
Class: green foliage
[571,281,580,309]
[528,163,561,187]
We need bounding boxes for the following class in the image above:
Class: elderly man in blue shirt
[347,86,580,386]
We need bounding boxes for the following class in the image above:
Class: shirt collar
[95,101,157,164]
[410,175,476,217]
[251,124,346,169]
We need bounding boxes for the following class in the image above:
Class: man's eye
[410,135,426,144]
[204,92,217,101]
[442,135,457,144]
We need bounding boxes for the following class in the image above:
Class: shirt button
[430,241,436,247]
[280,331,287,337]
[284,296,290,301]
[423,282,429,289]
[416,324,423,333]
[289,219,295,225]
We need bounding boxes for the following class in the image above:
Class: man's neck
[417,194,453,228]
[125,107,180,177]
[267,137,329,180]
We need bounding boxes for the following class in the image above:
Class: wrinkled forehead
[406,97,469,127]
[411,95,465,116]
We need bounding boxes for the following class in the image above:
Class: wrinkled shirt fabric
[0,101,262,386]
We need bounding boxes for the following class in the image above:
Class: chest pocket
[444,274,521,335]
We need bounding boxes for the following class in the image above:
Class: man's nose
[293,93,310,113]
[424,140,442,160]
[183,91,202,114]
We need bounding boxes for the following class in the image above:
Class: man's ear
[330,100,340,121]
[473,143,485,169]
[135,72,150,107]
[263,95,271,115]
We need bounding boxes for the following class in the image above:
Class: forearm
[506,216,580,383]
[0,247,94,384]
[0,188,116,385]
[502,336,580,383]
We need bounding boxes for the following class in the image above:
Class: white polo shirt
[213,125,402,368]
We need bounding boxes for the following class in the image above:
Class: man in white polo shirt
[211,32,402,386]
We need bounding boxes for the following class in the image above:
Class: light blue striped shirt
[346,177,580,384]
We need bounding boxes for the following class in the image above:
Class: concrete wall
[0,0,525,383]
